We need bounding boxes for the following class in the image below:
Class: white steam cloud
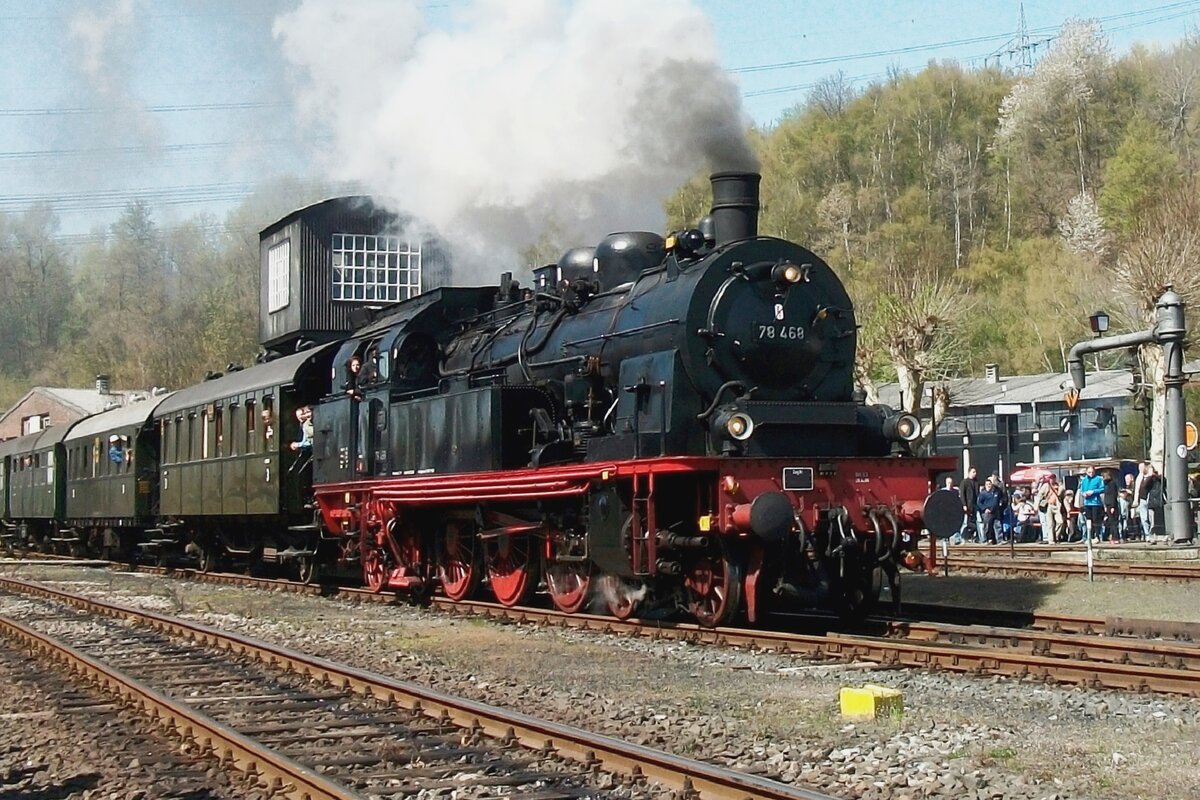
[67,0,163,151]
[274,0,756,278]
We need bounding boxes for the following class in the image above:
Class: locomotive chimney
[709,171,761,246]
[95,374,112,395]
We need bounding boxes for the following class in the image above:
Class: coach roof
[65,394,173,444]
[153,343,337,419]
[0,430,46,459]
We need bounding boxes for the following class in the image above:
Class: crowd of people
[946,462,1167,545]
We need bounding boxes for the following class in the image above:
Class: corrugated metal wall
[260,198,452,352]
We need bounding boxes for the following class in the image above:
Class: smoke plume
[274,0,756,278]
[67,0,163,153]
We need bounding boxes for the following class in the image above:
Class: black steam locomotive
[0,172,954,627]
[310,172,956,625]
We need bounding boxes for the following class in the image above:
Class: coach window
[215,405,225,458]
[161,420,171,465]
[262,397,275,450]
[229,402,241,457]
[202,407,213,460]
[245,400,257,455]
[187,414,196,461]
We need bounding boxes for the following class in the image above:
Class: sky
[1,0,1198,260]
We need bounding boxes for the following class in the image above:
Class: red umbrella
[1009,466,1054,484]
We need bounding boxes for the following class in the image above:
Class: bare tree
[817,183,853,269]
[934,141,970,266]
[1154,32,1200,173]
[858,275,971,447]
[808,70,857,119]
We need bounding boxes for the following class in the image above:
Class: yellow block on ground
[839,684,903,720]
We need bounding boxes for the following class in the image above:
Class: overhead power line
[739,0,1200,104]
[0,101,289,117]
[0,137,329,162]
[730,0,1200,75]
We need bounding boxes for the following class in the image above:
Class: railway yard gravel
[3,565,1200,800]
[0,621,241,799]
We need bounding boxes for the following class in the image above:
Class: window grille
[331,233,421,303]
[268,240,290,312]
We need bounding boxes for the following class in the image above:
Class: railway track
[0,575,836,800]
[12,557,1200,696]
[942,556,1200,581]
[0,639,244,798]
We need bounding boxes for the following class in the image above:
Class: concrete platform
[1048,542,1199,562]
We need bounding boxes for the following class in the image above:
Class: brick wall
[0,392,87,440]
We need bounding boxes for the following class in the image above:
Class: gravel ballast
[3,565,1199,800]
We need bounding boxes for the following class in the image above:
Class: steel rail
[883,620,1200,669]
[0,613,364,800]
[0,576,835,800]
[18,560,1200,693]
[431,599,1200,696]
[946,557,1200,581]
[882,602,1109,635]
[145,567,1200,643]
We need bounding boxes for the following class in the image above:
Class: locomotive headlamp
[772,262,806,285]
[713,409,755,441]
[883,413,922,443]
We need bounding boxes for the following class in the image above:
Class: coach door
[246,394,279,515]
[160,417,182,514]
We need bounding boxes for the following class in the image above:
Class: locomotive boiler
[311,172,956,626]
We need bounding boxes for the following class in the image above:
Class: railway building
[258,196,452,355]
[880,364,1131,478]
[0,377,132,440]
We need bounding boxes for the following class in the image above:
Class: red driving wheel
[545,558,591,614]
[361,540,387,593]
[684,538,743,627]
[599,575,643,620]
[486,535,538,607]
[439,521,480,601]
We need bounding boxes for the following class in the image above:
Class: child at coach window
[108,435,126,464]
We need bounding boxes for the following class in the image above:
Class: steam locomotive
[0,172,957,627]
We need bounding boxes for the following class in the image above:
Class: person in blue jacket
[976,477,1003,544]
[1077,465,1105,541]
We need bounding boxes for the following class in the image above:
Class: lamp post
[1089,310,1110,370]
